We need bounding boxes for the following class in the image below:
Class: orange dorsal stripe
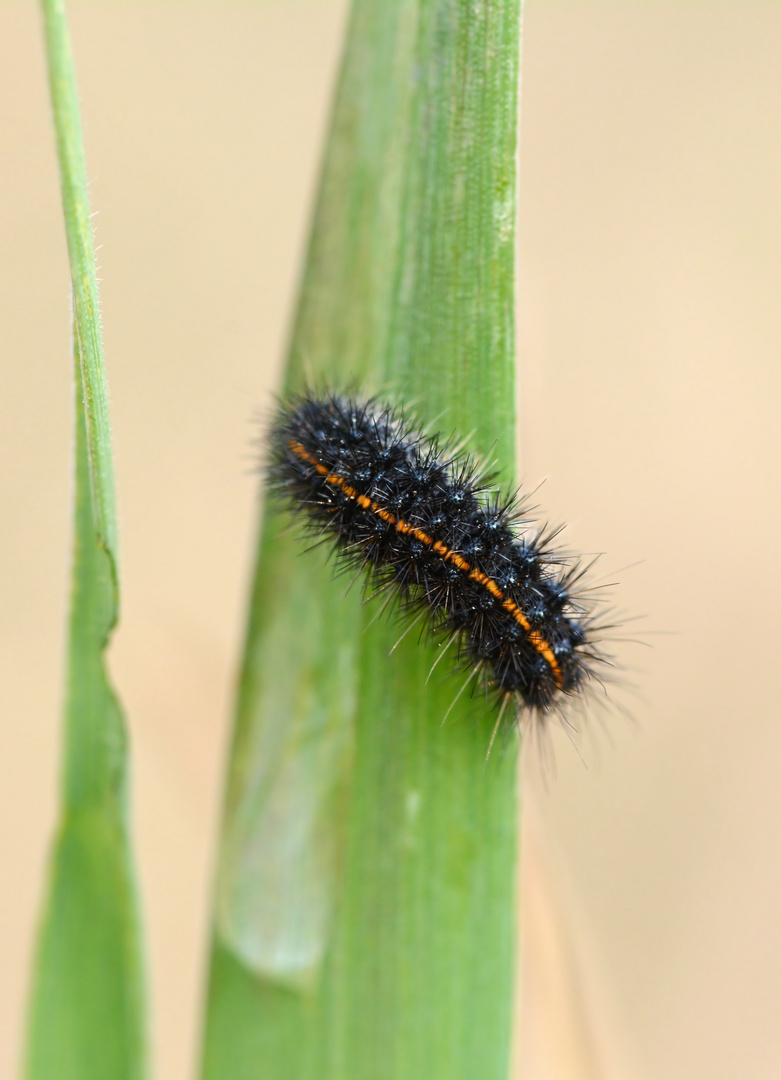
[288,439,563,688]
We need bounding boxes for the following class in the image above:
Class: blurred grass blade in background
[25,1,147,1078]
[204,0,522,1077]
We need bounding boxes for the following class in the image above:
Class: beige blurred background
[2,3,780,1078]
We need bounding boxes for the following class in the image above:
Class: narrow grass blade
[204,1,522,1077]
[25,2,147,1078]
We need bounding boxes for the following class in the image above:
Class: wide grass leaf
[203,0,522,1077]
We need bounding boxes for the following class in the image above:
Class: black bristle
[268,392,609,724]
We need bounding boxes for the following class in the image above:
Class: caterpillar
[268,392,608,742]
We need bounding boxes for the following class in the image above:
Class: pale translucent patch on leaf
[215,552,357,988]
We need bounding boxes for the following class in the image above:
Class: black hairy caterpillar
[269,392,608,741]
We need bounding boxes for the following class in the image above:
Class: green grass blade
[24,2,147,1078]
[203,1,522,1077]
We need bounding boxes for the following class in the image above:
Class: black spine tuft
[268,393,606,719]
